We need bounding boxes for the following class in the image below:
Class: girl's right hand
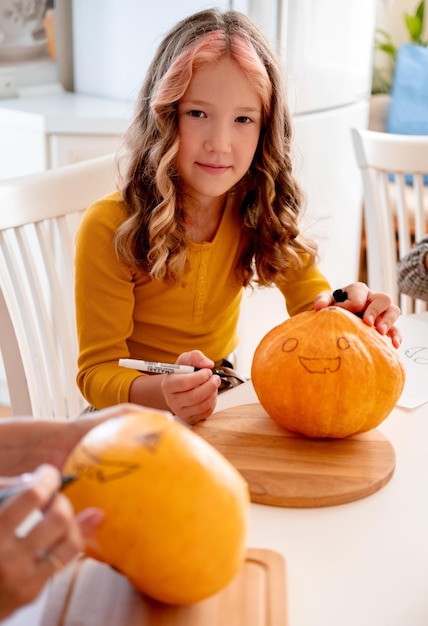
[161,350,222,425]
[0,465,103,620]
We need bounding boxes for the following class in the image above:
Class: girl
[75,9,401,425]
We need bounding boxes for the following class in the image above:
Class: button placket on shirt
[193,245,210,323]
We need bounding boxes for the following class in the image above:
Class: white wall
[376,0,424,40]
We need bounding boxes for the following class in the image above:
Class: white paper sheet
[396,313,428,409]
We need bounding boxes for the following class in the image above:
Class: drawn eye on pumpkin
[337,336,350,350]
[281,338,298,353]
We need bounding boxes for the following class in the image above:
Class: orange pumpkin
[63,407,249,605]
[251,306,405,438]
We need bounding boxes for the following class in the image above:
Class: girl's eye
[236,116,252,124]
[188,110,206,118]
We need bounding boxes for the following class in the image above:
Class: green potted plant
[372,0,426,95]
[371,0,428,136]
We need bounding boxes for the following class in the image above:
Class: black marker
[0,473,78,506]
[119,358,196,375]
[332,288,348,303]
[118,358,242,382]
[1,474,78,538]
[333,288,364,318]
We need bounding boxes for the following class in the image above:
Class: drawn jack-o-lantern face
[251,307,405,438]
[281,333,351,374]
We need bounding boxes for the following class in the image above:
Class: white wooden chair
[0,153,117,419]
[351,128,428,315]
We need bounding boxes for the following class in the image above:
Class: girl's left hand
[313,282,402,348]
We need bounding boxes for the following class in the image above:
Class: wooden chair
[0,154,117,419]
[352,128,428,315]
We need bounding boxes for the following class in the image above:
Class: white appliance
[236,0,377,374]
[71,1,231,103]
[71,0,377,376]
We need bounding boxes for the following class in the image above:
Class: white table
[5,314,428,626]
[216,377,428,623]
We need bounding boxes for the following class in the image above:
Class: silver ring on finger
[35,549,64,571]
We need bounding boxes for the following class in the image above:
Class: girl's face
[176,56,262,207]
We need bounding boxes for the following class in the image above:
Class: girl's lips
[197,162,231,174]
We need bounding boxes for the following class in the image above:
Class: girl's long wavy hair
[116,8,318,286]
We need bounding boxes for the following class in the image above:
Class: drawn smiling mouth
[299,356,341,374]
[73,432,162,483]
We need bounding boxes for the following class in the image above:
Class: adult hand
[313,281,402,348]
[0,464,103,620]
[0,404,145,477]
[161,350,221,425]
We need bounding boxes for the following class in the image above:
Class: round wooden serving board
[193,403,396,508]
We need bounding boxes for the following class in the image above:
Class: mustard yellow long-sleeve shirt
[75,191,331,408]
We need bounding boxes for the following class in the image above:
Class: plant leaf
[377,42,397,55]
[416,0,425,25]
[374,28,397,58]
[405,13,423,42]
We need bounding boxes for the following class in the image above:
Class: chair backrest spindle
[351,128,428,316]
[0,154,117,419]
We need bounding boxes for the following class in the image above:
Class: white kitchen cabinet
[0,85,131,179]
[48,134,121,168]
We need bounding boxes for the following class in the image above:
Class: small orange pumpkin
[63,407,249,605]
[251,307,405,438]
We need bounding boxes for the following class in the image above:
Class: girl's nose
[204,123,232,153]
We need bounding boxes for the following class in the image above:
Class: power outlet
[0,68,17,99]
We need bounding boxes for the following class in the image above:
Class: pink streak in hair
[152,30,271,115]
